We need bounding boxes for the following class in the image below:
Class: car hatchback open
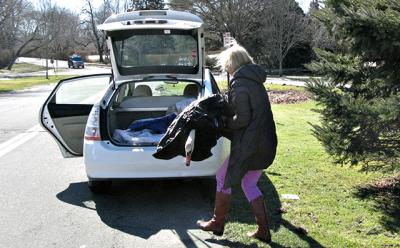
[40,10,229,193]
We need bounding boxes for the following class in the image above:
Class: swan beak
[185,153,192,167]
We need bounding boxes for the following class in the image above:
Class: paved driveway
[0,85,226,248]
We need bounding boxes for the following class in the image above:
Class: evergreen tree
[306,0,400,169]
[131,0,165,10]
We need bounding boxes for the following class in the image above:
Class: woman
[197,45,277,243]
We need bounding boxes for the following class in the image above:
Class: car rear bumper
[84,138,230,179]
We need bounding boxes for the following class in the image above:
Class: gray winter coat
[224,63,277,188]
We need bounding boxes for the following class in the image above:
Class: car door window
[55,76,110,104]
[41,74,111,157]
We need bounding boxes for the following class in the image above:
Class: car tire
[88,180,112,194]
[82,65,85,69]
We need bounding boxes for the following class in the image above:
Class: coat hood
[232,64,267,84]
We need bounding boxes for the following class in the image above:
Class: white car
[40,10,230,193]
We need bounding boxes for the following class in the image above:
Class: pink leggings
[216,155,263,202]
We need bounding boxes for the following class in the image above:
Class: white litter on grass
[282,194,300,200]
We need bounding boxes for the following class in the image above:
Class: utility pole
[45,35,52,79]
[45,47,48,79]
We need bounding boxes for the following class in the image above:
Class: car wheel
[82,65,85,69]
[88,180,112,194]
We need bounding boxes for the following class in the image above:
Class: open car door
[40,74,111,158]
[204,68,221,95]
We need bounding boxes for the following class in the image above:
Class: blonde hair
[218,44,254,73]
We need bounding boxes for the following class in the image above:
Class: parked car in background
[68,55,85,69]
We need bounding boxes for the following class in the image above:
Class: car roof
[98,10,203,31]
[103,10,202,24]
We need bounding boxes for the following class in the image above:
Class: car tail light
[85,104,101,141]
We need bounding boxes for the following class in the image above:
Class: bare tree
[308,0,338,53]
[131,0,165,10]
[22,2,89,61]
[0,0,21,29]
[261,0,308,76]
[112,0,131,13]
[82,0,112,63]
[47,9,83,59]
[0,0,127,68]
[169,0,265,53]
[121,0,131,12]
[0,0,57,69]
[81,0,114,63]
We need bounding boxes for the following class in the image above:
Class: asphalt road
[0,57,112,78]
[0,83,226,248]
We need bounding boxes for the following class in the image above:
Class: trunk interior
[109,109,167,132]
[107,80,200,146]
[107,95,195,146]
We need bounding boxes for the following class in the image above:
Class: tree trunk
[98,48,104,63]
[6,57,17,70]
[4,25,43,71]
[279,35,283,77]
[7,49,18,70]
[86,0,105,64]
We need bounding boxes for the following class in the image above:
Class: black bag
[153,94,228,161]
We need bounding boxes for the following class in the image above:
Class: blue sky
[32,0,312,13]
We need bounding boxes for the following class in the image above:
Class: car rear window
[110,29,199,75]
[112,80,200,105]
[71,57,82,61]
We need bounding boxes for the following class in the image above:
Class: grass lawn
[156,81,191,95]
[216,101,399,247]
[0,63,46,73]
[217,80,305,92]
[160,80,305,96]
[265,83,306,92]
[0,75,76,92]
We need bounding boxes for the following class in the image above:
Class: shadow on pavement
[57,179,221,247]
[57,174,324,247]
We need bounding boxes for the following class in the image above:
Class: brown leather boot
[247,196,272,243]
[197,191,231,236]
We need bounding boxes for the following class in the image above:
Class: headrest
[183,84,198,97]
[133,85,152,97]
